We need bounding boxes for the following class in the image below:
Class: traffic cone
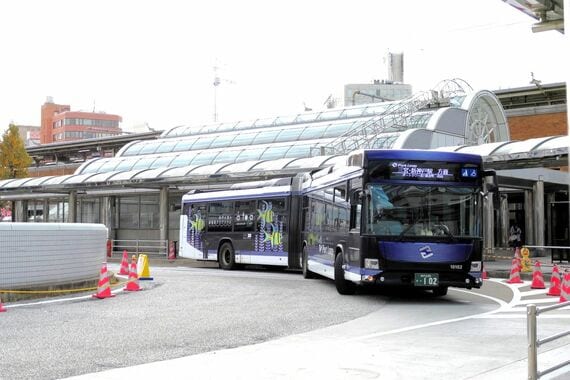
[482,268,488,280]
[0,296,7,312]
[92,262,115,299]
[118,250,130,275]
[547,264,562,297]
[124,255,141,291]
[530,261,546,289]
[506,258,524,284]
[137,254,153,281]
[559,272,569,303]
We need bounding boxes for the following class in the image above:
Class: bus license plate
[414,273,439,287]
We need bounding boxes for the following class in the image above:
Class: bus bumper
[363,271,482,289]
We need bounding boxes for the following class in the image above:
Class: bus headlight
[365,258,379,269]
[470,261,482,272]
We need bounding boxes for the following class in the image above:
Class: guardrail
[523,245,570,263]
[112,239,169,256]
[527,302,570,379]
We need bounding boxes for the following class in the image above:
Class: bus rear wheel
[219,242,235,270]
[334,253,356,295]
[302,246,314,279]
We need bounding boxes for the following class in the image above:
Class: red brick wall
[508,112,568,140]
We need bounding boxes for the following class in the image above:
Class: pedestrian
[509,223,522,254]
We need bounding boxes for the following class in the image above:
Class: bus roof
[348,149,482,167]
[182,185,293,203]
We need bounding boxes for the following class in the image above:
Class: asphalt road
[1,263,569,380]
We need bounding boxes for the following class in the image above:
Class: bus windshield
[365,183,481,238]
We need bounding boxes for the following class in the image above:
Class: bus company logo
[419,245,434,259]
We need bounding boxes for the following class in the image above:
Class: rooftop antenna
[213,62,235,122]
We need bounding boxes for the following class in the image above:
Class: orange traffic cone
[0,296,7,312]
[118,250,130,275]
[530,261,546,289]
[559,272,569,303]
[124,255,141,292]
[506,258,524,284]
[547,264,562,296]
[92,262,115,299]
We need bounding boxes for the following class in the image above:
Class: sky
[0,0,567,134]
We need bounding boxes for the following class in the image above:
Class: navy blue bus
[179,149,495,296]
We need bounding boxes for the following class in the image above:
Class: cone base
[547,290,561,297]
[124,286,141,292]
[0,306,6,312]
[530,285,546,289]
[118,270,130,275]
[92,293,116,299]
[506,279,524,284]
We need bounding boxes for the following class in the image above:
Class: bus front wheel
[334,253,356,295]
[432,286,448,297]
[219,242,235,270]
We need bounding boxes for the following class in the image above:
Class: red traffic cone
[124,255,141,292]
[530,261,546,289]
[482,269,488,280]
[0,296,7,312]
[559,272,570,303]
[506,258,524,284]
[119,250,130,275]
[547,264,562,296]
[92,262,115,299]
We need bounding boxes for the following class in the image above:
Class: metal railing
[111,239,169,256]
[527,302,570,379]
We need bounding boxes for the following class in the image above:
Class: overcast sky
[0,0,566,134]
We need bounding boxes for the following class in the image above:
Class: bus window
[208,201,233,232]
[234,200,255,232]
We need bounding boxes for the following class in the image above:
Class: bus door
[347,190,363,268]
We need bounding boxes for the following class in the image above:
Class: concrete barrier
[0,223,107,289]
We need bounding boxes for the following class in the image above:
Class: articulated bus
[179,149,495,295]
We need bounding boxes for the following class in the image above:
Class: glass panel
[322,123,351,138]
[275,115,296,125]
[190,152,218,165]
[154,140,180,154]
[252,130,277,145]
[140,195,159,229]
[254,118,276,127]
[131,157,158,170]
[211,150,238,164]
[284,145,311,158]
[275,127,304,143]
[190,137,214,150]
[230,132,256,146]
[169,155,194,167]
[209,134,237,149]
[260,146,290,160]
[81,198,100,223]
[114,159,138,172]
[172,139,195,152]
[98,160,123,173]
[295,113,318,123]
[235,148,265,162]
[119,196,139,228]
[207,201,233,232]
[299,125,328,140]
[123,142,145,156]
[149,155,176,169]
[138,143,160,155]
[79,159,106,174]
[317,110,343,120]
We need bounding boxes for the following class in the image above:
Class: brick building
[40,97,122,144]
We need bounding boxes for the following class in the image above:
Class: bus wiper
[397,217,423,241]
